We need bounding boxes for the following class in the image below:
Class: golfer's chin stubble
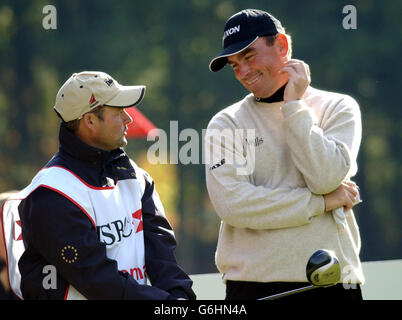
[244,72,288,99]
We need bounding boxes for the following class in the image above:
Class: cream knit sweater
[205,86,364,284]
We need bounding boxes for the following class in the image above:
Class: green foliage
[0,0,400,273]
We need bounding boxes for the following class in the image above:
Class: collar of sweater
[254,83,286,103]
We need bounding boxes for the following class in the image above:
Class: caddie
[1,71,195,300]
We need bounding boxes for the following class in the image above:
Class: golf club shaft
[258,284,316,300]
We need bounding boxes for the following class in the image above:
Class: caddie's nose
[122,108,133,125]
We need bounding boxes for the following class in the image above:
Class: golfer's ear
[276,34,289,58]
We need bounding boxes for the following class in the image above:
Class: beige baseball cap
[53,71,146,122]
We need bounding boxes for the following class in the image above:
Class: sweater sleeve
[205,117,325,230]
[281,95,362,195]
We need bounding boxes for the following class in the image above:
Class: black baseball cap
[209,9,285,72]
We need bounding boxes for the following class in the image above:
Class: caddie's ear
[81,112,97,130]
[276,33,289,58]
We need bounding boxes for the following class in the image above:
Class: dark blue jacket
[17,124,195,300]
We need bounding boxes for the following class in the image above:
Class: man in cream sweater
[205,9,364,300]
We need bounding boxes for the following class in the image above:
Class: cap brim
[209,36,259,72]
[104,85,146,108]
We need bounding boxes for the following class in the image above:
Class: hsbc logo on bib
[96,210,143,246]
[131,209,143,233]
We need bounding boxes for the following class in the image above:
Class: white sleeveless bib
[1,165,146,300]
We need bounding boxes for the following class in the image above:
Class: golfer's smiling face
[227,36,289,99]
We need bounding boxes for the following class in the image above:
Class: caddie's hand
[280,59,311,103]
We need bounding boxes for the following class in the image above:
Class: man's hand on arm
[323,181,360,212]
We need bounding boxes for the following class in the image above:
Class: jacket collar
[58,123,126,167]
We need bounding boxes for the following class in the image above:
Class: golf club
[258,249,341,300]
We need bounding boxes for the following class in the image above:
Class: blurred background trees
[0,0,400,274]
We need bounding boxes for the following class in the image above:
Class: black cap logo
[223,25,241,41]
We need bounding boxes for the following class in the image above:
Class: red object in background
[125,107,158,139]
